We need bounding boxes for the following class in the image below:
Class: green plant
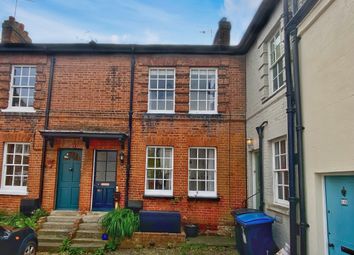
[0,208,48,229]
[101,208,139,242]
[58,238,86,255]
[31,208,49,222]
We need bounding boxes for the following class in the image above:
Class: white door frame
[252,150,259,209]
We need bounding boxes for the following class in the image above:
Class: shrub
[101,208,139,242]
[58,238,86,255]
[0,208,49,229]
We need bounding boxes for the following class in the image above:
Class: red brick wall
[0,53,246,228]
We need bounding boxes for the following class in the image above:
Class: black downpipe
[291,28,308,255]
[39,56,56,205]
[125,49,135,208]
[283,0,298,254]
[256,121,268,212]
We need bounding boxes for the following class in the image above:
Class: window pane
[107,152,117,162]
[106,162,116,172]
[14,67,22,76]
[15,155,22,164]
[164,180,170,190]
[13,77,21,85]
[189,181,197,191]
[15,166,22,175]
[147,180,154,189]
[21,77,29,86]
[199,79,207,89]
[281,155,287,169]
[22,176,28,187]
[207,159,215,169]
[96,152,106,161]
[7,144,14,153]
[208,80,216,89]
[158,80,165,89]
[14,176,21,186]
[207,171,215,180]
[149,100,157,110]
[207,181,214,191]
[277,172,283,184]
[6,176,13,185]
[164,170,170,179]
[96,162,106,172]
[148,148,155,157]
[198,171,205,180]
[147,169,154,178]
[6,166,14,175]
[166,91,173,100]
[199,101,206,111]
[190,149,197,158]
[284,172,289,185]
[147,158,155,168]
[22,67,29,76]
[157,101,165,110]
[199,91,207,100]
[189,170,197,180]
[198,181,205,191]
[190,159,197,169]
[164,158,172,168]
[165,148,172,158]
[190,101,197,111]
[155,180,163,190]
[284,186,289,200]
[166,80,174,89]
[198,149,206,158]
[280,140,286,154]
[278,186,283,199]
[191,79,198,89]
[198,159,206,169]
[106,172,116,182]
[150,79,157,89]
[29,67,36,76]
[207,149,215,158]
[7,155,13,164]
[95,172,105,182]
[156,170,163,179]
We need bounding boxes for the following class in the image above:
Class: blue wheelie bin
[234,211,278,255]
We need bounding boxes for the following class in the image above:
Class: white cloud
[143,30,160,44]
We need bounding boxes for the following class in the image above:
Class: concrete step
[50,210,81,217]
[42,221,75,230]
[76,230,103,239]
[72,238,107,246]
[37,229,71,238]
[82,215,104,223]
[37,235,64,244]
[38,241,63,252]
[47,215,81,222]
[78,222,102,231]
[71,242,106,251]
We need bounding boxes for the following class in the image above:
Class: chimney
[213,17,231,46]
[1,16,32,44]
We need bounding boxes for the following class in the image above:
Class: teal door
[325,176,354,255]
[56,149,82,210]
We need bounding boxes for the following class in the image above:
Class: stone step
[47,215,81,222]
[78,222,102,231]
[72,238,107,246]
[50,210,81,217]
[37,229,71,238]
[82,215,104,223]
[38,241,63,252]
[71,242,106,251]
[42,221,75,230]
[37,235,64,244]
[76,230,103,239]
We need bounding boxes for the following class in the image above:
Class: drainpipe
[283,0,298,254]
[291,26,308,255]
[256,121,268,212]
[125,48,135,208]
[39,55,56,205]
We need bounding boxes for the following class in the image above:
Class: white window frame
[144,146,174,197]
[189,68,218,114]
[147,68,175,114]
[2,65,36,113]
[272,138,289,207]
[188,147,217,198]
[268,29,285,94]
[0,142,30,195]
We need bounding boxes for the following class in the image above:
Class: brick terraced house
[0,1,276,232]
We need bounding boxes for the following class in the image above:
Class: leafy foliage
[101,208,139,242]
[0,208,49,229]
[58,238,86,255]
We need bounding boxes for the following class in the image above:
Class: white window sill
[267,203,289,216]
[144,190,173,197]
[0,189,28,196]
[188,111,218,115]
[147,111,175,114]
[1,107,36,113]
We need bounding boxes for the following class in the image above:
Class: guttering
[256,121,268,212]
[283,0,300,254]
[39,55,56,205]
[125,48,135,208]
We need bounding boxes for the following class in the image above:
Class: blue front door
[92,150,117,211]
[56,149,82,210]
[325,176,354,255]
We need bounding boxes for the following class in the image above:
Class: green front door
[56,149,82,210]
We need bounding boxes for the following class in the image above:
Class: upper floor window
[273,139,289,206]
[1,143,30,195]
[9,66,36,109]
[269,30,285,93]
[189,68,217,114]
[148,68,175,113]
[145,146,173,196]
[188,147,217,198]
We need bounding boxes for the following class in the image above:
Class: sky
[0,0,262,45]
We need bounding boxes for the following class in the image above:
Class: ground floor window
[1,143,30,194]
[145,146,173,196]
[188,147,217,198]
[273,139,289,205]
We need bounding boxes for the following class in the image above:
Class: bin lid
[235,212,274,226]
[231,208,260,216]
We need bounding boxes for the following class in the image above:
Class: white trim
[147,68,175,114]
[5,65,37,111]
[252,150,259,209]
[188,147,217,198]
[189,68,218,114]
[322,175,330,255]
[90,150,96,211]
[1,107,36,113]
[1,142,30,194]
[144,146,174,197]
[272,138,289,207]
[268,28,285,95]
